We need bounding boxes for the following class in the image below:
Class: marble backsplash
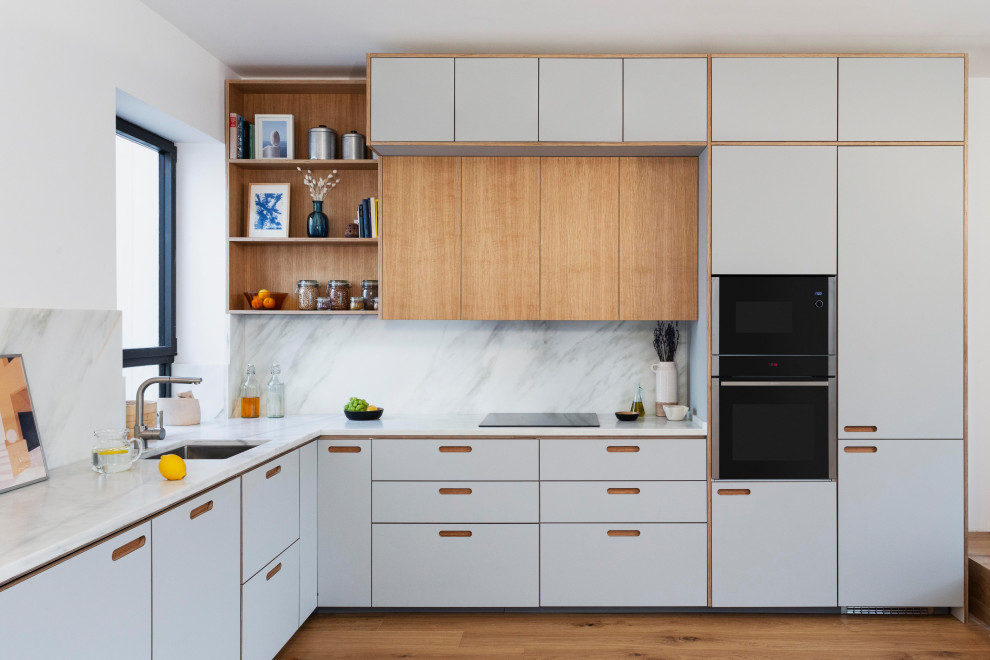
[229,316,699,418]
[0,308,123,468]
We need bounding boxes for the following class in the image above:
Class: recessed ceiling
[141,0,990,77]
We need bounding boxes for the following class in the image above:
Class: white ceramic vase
[651,361,678,417]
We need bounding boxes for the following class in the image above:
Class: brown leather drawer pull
[607,530,641,537]
[439,488,472,495]
[717,489,751,496]
[606,446,640,453]
[112,535,146,561]
[439,446,472,453]
[607,487,640,495]
[439,530,472,537]
[328,446,361,453]
[844,446,878,453]
[265,465,281,479]
[266,562,282,581]
[844,426,878,433]
[189,500,214,520]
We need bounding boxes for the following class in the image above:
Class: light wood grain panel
[619,157,698,320]
[461,157,540,320]
[381,157,461,319]
[540,157,619,320]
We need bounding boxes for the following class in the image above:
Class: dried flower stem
[297,167,341,202]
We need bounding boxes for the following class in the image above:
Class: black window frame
[116,117,177,394]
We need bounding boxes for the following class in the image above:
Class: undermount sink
[143,441,266,460]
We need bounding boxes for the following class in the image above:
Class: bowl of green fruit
[344,397,383,420]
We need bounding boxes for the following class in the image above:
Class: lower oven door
[713,378,836,480]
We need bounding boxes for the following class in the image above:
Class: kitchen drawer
[372,524,539,607]
[242,541,300,660]
[373,481,538,522]
[372,438,538,481]
[242,449,300,581]
[540,439,706,481]
[540,523,707,606]
[541,481,706,523]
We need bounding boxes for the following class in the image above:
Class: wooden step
[969,532,990,624]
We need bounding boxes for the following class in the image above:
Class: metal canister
[341,130,366,159]
[308,126,338,159]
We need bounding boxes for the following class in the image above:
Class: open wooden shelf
[228,159,378,171]
[229,237,378,245]
[229,310,379,316]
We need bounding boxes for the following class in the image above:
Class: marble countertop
[0,413,705,587]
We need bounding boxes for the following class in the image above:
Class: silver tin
[308,126,338,160]
[341,130,366,160]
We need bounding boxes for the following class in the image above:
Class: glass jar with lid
[350,296,365,310]
[361,280,379,305]
[315,297,333,311]
[296,280,319,311]
[327,280,350,310]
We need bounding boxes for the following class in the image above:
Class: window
[115,118,176,398]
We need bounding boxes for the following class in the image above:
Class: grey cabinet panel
[623,58,708,141]
[539,58,622,141]
[317,439,371,606]
[455,58,538,141]
[712,57,837,140]
[838,440,964,607]
[712,146,837,274]
[370,57,454,141]
[839,57,964,141]
[838,147,963,439]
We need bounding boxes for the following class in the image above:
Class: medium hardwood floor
[275,612,990,659]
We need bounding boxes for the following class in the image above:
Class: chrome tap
[134,376,202,441]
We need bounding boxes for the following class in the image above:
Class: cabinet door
[839,440,964,607]
[623,58,708,142]
[242,542,300,660]
[712,57,837,141]
[318,438,371,606]
[839,57,964,141]
[455,58,538,141]
[370,57,454,141]
[0,522,151,660]
[381,156,461,319]
[153,481,240,660]
[540,157,619,320]
[242,450,300,581]
[712,146,837,275]
[712,482,836,607]
[461,157,540,319]
[619,157,698,319]
[838,147,963,439]
[539,58,622,141]
[298,441,317,624]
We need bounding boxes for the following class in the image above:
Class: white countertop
[0,413,705,587]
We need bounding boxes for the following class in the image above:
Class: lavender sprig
[653,321,679,362]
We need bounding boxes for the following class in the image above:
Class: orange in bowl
[243,292,288,310]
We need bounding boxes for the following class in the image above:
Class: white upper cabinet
[455,58,538,141]
[539,58,623,141]
[370,57,454,141]
[712,57,837,141]
[623,58,708,141]
[712,146,837,274]
[838,57,964,141]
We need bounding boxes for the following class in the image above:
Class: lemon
[367,405,378,411]
[158,454,186,481]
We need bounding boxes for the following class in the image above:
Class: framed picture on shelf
[247,183,291,238]
[0,354,49,495]
[255,114,294,159]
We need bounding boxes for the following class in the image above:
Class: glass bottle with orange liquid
[240,364,261,418]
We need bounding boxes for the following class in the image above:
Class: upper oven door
[713,276,835,356]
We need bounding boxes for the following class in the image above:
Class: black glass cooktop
[479,413,600,427]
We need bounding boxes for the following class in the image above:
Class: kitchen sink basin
[143,441,266,460]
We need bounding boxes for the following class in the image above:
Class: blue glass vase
[307,201,328,238]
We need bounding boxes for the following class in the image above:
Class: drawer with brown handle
[242,541,300,660]
[540,481,707,523]
[242,449,300,582]
[373,481,538,523]
[372,438,538,481]
[540,438,706,481]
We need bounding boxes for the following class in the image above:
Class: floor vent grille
[843,607,935,615]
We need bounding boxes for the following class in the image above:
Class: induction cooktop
[479,413,600,427]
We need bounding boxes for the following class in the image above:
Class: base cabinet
[299,441,318,623]
[243,542,301,660]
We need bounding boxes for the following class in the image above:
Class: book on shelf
[228,113,242,159]
[370,197,379,238]
[246,122,255,159]
[362,198,372,239]
[355,198,380,239]
[357,202,366,238]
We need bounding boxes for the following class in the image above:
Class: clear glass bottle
[630,382,645,418]
[267,364,285,418]
[240,364,261,418]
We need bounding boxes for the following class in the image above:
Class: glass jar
[350,296,365,311]
[316,297,333,311]
[327,280,350,310]
[296,280,319,311]
[361,280,379,304]
[365,296,379,311]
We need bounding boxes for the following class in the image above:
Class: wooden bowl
[243,292,289,310]
[615,411,640,421]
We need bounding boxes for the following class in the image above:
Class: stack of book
[228,114,255,159]
[356,198,379,238]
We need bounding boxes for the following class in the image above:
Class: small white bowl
[663,405,689,421]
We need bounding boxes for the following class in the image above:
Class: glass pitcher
[91,429,144,474]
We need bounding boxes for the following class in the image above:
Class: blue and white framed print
[247,183,291,238]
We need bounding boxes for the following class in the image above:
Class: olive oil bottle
[630,382,645,418]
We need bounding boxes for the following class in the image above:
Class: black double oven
[713,276,836,480]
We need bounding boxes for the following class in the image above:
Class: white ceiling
[141,0,990,77]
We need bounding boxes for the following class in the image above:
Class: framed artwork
[247,183,291,238]
[0,355,48,494]
[255,114,294,159]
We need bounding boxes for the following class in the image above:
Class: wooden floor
[970,532,990,625]
[276,611,990,659]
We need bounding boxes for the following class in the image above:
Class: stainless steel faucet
[134,376,203,441]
